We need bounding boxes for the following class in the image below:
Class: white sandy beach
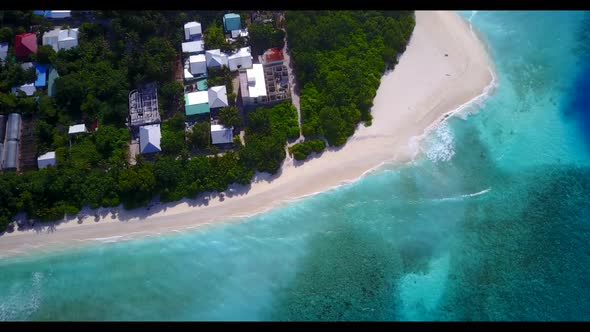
[0,11,494,256]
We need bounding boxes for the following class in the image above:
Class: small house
[205,49,228,69]
[211,124,233,145]
[35,64,48,88]
[228,47,253,71]
[37,151,57,169]
[14,33,37,58]
[43,28,79,52]
[184,21,202,41]
[184,91,210,117]
[68,123,88,135]
[189,54,207,76]
[182,40,204,54]
[0,42,8,63]
[139,124,162,154]
[223,13,241,32]
[208,85,228,110]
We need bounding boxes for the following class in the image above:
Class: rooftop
[211,124,233,145]
[139,124,162,154]
[246,64,267,99]
[68,124,87,134]
[208,85,228,109]
[182,40,204,54]
[262,48,284,64]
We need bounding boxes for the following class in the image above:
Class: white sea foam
[431,187,492,202]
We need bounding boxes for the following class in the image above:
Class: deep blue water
[1,11,590,321]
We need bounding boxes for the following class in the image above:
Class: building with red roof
[261,48,284,66]
[14,33,38,58]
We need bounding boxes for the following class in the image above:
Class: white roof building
[45,10,71,19]
[68,123,87,135]
[208,85,228,109]
[228,47,253,71]
[246,64,267,99]
[182,40,204,54]
[0,42,9,63]
[189,54,207,75]
[43,28,79,52]
[186,90,209,105]
[37,151,57,169]
[184,21,202,40]
[184,68,194,80]
[205,49,229,68]
[139,124,162,154]
[12,83,36,96]
[211,124,233,145]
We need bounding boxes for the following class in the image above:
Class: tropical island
[0,10,415,232]
[0,10,492,255]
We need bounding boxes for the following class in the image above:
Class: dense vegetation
[0,10,415,232]
[289,139,326,161]
[285,11,415,146]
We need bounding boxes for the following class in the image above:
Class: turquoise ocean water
[2,11,590,321]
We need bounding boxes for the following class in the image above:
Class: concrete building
[228,47,253,71]
[189,54,207,75]
[205,49,229,69]
[139,124,162,154]
[184,21,202,40]
[239,64,267,106]
[260,48,290,104]
[128,83,160,128]
[184,91,210,117]
[37,151,57,169]
[211,124,233,145]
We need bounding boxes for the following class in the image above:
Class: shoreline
[0,11,495,259]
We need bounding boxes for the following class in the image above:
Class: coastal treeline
[285,11,415,146]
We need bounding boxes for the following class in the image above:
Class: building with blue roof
[35,64,48,87]
[223,13,241,32]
